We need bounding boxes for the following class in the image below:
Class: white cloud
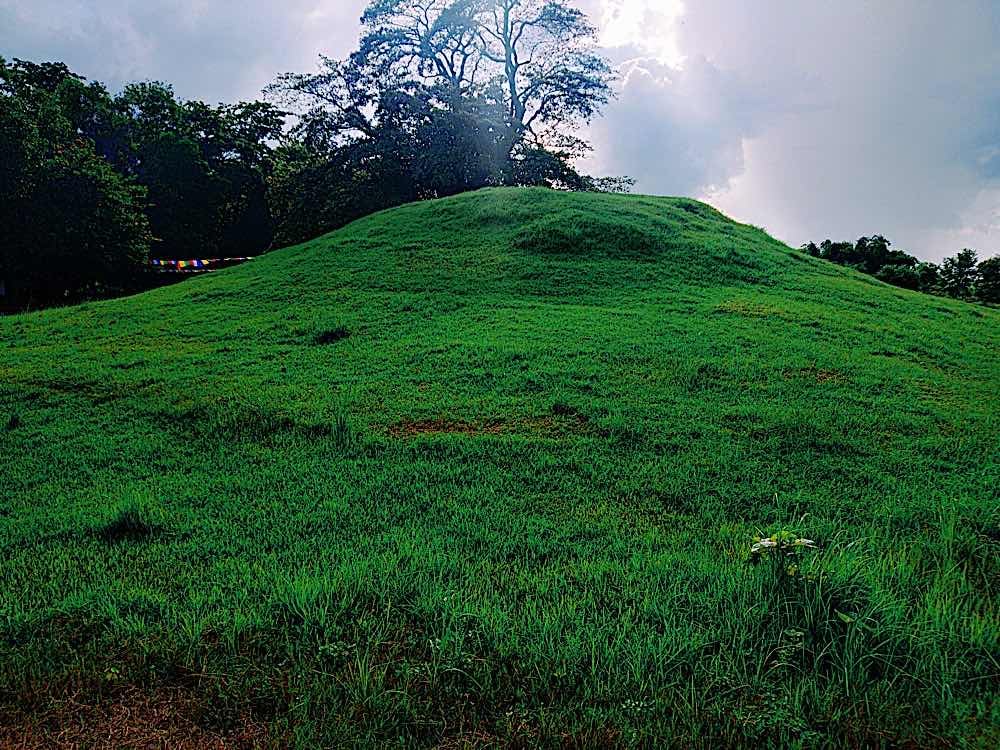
[588,0,1000,260]
[596,0,685,68]
[0,0,366,102]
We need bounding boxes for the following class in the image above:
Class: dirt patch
[783,364,846,384]
[714,299,791,320]
[385,408,602,439]
[387,418,508,437]
[0,686,271,750]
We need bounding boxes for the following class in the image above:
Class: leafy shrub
[750,529,817,580]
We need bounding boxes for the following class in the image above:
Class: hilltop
[1,188,997,748]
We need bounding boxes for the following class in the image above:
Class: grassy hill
[1,188,997,748]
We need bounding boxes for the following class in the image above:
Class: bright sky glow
[597,0,686,68]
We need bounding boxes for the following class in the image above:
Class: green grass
[1,188,997,747]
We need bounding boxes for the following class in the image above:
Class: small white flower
[751,539,777,553]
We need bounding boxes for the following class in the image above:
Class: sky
[2,0,998,262]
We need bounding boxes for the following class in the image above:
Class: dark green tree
[0,59,150,307]
[265,82,485,243]
[803,235,945,296]
[939,249,980,300]
[915,262,941,294]
[111,82,285,259]
[976,256,1000,304]
[875,263,921,290]
[355,0,613,181]
[269,1,619,241]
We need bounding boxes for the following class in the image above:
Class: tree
[358,0,484,94]
[0,59,150,307]
[915,262,941,294]
[355,0,613,180]
[274,1,614,179]
[268,1,619,240]
[875,263,921,290]
[817,239,858,266]
[939,249,980,300]
[802,234,950,296]
[265,83,496,243]
[976,256,1000,304]
[2,56,290,308]
[853,235,918,276]
[112,82,285,259]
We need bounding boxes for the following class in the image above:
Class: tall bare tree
[352,0,613,169]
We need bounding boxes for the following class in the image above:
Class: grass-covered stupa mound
[2,188,997,747]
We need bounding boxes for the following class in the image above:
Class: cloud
[0,0,367,102]
[582,56,769,197]
[587,0,1000,260]
[593,0,684,68]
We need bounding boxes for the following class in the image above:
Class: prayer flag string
[148,256,256,272]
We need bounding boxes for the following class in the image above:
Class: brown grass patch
[0,685,271,750]
[385,408,602,439]
[783,364,846,384]
[387,418,508,437]
[714,299,791,319]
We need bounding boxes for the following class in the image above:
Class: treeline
[801,237,999,304]
[0,58,283,308]
[1,2,628,310]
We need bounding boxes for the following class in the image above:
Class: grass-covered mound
[1,188,997,747]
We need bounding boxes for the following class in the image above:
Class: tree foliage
[802,236,997,304]
[0,57,286,307]
[357,0,612,152]
[939,249,980,300]
[267,0,620,243]
[976,256,1000,304]
[0,58,150,307]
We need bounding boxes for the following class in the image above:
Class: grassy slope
[1,188,997,747]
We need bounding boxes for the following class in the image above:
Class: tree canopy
[0,57,285,307]
[266,0,623,243]
[0,58,150,307]
[801,237,996,304]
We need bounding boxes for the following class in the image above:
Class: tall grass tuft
[96,491,165,543]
